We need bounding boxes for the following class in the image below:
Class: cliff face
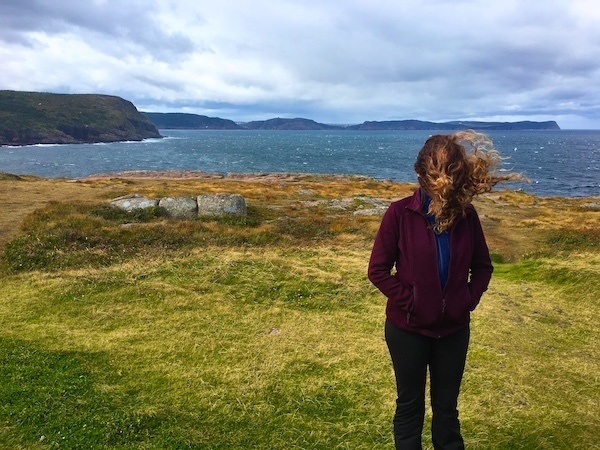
[0,91,162,146]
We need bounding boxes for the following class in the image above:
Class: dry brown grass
[2,172,597,262]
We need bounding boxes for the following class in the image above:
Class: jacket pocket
[468,284,479,311]
[392,273,413,309]
[445,287,472,323]
[401,284,414,323]
[407,285,439,327]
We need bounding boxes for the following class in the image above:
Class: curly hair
[414,130,524,233]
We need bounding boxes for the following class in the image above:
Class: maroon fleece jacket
[368,189,493,338]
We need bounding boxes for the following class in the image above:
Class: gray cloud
[0,0,197,59]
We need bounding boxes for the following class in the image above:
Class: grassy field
[0,172,598,449]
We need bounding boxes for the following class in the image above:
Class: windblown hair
[414,130,524,233]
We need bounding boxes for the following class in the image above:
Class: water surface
[1,129,598,197]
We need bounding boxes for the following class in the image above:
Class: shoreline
[85,170,598,201]
[84,169,390,183]
[2,169,599,202]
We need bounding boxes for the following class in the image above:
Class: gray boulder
[197,194,247,217]
[158,196,198,219]
[109,194,159,212]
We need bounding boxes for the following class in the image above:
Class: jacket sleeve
[467,209,494,310]
[368,205,413,307]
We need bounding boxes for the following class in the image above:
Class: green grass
[0,338,184,449]
[544,228,599,251]
[0,186,598,449]
[0,248,392,449]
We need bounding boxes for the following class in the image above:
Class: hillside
[348,119,561,131]
[143,112,242,129]
[0,90,161,146]
[444,120,561,130]
[143,113,561,131]
[243,117,343,130]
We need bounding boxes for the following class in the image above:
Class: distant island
[144,112,561,131]
[141,114,342,130]
[0,91,161,146]
[346,119,561,131]
[0,90,561,147]
[143,112,242,130]
[243,117,342,130]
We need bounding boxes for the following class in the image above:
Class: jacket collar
[408,187,473,232]
[406,187,425,213]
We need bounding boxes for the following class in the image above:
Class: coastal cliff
[0,91,161,146]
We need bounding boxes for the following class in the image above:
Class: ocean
[1,129,598,198]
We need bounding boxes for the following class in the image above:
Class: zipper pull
[406,312,411,323]
[442,299,446,315]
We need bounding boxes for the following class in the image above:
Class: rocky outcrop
[158,196,198,219]
[197,194,247,217]
[302,195,389,216]
[110,193,247,218]
[109,194,159,212]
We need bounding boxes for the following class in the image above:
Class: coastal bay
[2,129,598,197]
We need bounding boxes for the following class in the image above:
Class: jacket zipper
[441,223,456,323]
[413,206,451,323]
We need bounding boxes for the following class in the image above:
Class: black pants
[385,320,470,450]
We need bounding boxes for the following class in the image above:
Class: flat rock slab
[197,194,247,217]
[109,194,159,212]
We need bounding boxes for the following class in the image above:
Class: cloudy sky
[1,0,599,129]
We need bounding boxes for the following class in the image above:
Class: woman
[368,130,520,449]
